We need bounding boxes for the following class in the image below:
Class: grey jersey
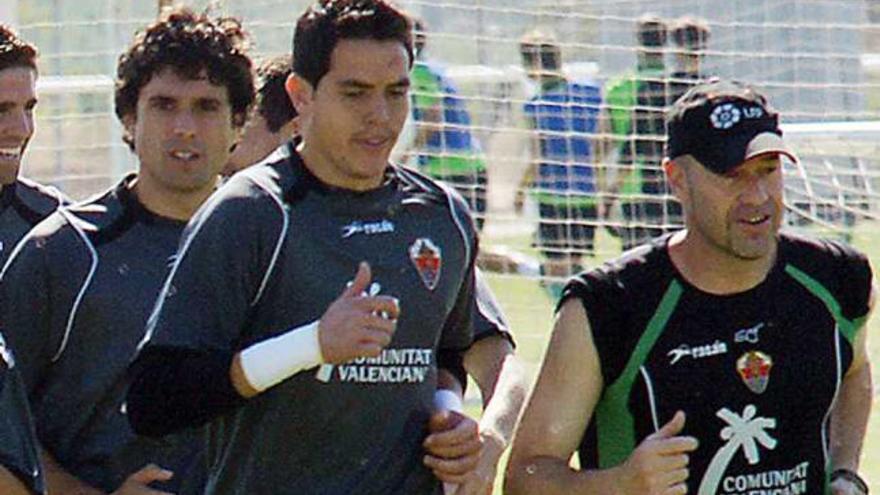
[141,147,483,494]
[0,178,67,269]
[0,175,203,493]
[0,331,45,494]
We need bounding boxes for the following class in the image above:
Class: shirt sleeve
[472,268,513,346]
[141,183,286,354]
[436,194,480,354]
[834,242,873,323]
[0,230,60,396]
[0,346,45,495]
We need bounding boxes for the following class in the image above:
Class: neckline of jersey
[115,174,189,228]
[660,233,785,301]
[285,150,402,206]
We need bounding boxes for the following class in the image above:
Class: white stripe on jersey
[53,208,100,362]
[249,180,289,308]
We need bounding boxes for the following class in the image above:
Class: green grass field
[471,224,880,493]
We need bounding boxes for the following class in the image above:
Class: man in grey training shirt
[220,45,528,495]
[126,1,499,493]
[0,24,67,495]
[0,24,67,270]
[0,8,255,494]
[0,329,44,494]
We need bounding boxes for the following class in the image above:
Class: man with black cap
[505,79,872,495]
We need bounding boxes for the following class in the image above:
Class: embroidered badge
[409,238,441,290]
[736,350,773,394]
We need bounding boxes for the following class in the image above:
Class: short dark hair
[0,24,38,72]
[519,29,561,72]
[293,0,414,89]
[114,7,255,149]
[672,17,710,50]
[255,55,297,133]
[636,14,668,48]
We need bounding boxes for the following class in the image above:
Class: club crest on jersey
[409,238,441,290]
[737,350,772,394]
[0,331,14,369]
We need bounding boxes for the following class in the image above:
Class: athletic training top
[565,233,871,494]
[0,177,67,269]
[0,331,44,494]
[137,145,496,494]
[0,175,204,493]
[524,79,601,206]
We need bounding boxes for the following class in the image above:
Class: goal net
[12,0,880,263]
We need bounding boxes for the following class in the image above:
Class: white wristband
[433,389,464,413]
[239,320,323,393]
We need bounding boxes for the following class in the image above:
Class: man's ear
[285,73,313,116]
[664,157,687,201]
[121,113,137,149]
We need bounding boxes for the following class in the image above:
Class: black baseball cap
[666,79,797,175]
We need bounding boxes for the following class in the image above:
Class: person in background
[224,54,299,176]
[516,29,602,299]
[408,18,489,231]
[603,15,672,251]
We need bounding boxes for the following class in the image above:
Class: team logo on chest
[736,350,773,394]
[409,238,442,290]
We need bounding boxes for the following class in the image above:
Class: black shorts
[537,202,597,258]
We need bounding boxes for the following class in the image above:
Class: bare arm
[465,336,526,451]
[515,132,540,214]
[42,446,174,495]
[504,299,696,495]
[829,288,874,491]
[504,298,617,494]
[452,336,527,494]
[0,466,33,495]
[593,114,610,200]
[41,446,103,495]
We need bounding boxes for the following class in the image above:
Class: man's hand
[450,429,505,495]
[615,411,697,495]
[318,262,400,363]
[423,410,482,485]
[111,464,173,495]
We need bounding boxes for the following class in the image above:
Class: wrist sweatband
[831,469,869,495]
[434,389,464,413]
[239,320,323,392]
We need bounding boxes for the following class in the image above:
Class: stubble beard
[725,214,780,261]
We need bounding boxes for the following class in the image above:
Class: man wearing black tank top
[507,80,872,495]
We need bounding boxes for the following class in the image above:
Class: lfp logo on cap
[710,103,741,129]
